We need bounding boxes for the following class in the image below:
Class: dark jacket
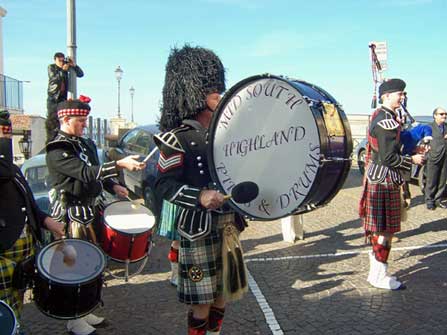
[154,119,246,241]
[47,63,84,103]
[0,156,46,252]
[46,131,118,204]
[427,121,447,163]
[366,106,412,184]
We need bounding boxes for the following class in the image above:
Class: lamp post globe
[114,66,124,118]
[129,86,135,123]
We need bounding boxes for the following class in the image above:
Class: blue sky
[2,0,446,125]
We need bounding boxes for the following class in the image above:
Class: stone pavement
[21,168,447,334]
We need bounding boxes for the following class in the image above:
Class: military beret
[379,78,406,97]
[57,95,91,118]
[0,109,12,135]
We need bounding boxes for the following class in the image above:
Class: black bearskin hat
[158,45,226,131]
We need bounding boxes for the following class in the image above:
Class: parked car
[354,115,433,192]
[106,124,160,218]
[21,148,106,215]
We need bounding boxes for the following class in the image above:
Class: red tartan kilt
[360,176,401,234]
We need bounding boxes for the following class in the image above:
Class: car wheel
[144,187,160,218]
[418,164,426,194]
[358,149,366,175]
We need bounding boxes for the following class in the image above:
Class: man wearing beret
[45,96,145,335]
[359,79,425,290]
[424,107,447,210]
[0,110,65,334]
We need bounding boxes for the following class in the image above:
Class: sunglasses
[437,113,447,116]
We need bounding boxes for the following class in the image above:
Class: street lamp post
[129,86,135,123]
[18,130,32,160]
[114,66,123,118]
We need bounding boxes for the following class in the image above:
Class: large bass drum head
[208,74,351,220]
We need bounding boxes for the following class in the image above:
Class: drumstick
[126,195,140,209]
[143,147,159,163]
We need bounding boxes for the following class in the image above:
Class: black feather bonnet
[159,45,226,131]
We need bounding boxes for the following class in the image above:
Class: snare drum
[33,239,106,319]
[0,300,17,335]
[101,201,155,262]
[209,74,352,220]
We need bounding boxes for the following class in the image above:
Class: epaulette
[46,134,78,152]
[154,126,188,153]
[377,118,400,130]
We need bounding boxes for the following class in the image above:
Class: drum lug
[319,155,352,166]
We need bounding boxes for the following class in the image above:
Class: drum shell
[101,222,152,262]
[33,274,103,319]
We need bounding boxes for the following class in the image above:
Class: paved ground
[22,167,447,334]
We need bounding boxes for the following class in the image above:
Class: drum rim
[37,238,106,285]
[208,74,327,220]
[103,200,156,232]
[0,300,17,334]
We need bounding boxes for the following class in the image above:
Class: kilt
[0,229,34,320]
[177,213,234,305]
[157,200,180,240]
[360,176,402,234]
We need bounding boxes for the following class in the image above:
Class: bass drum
[208,74,352,220]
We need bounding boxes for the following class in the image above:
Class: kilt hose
[178,213,236,305]
[359,176,402,235]
[157,200,180,241]
[0,231,34,320]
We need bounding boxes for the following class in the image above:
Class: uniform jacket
[427,121,447,164]
[46,131,118,224]
[0,156,46,252]
[154,119,245,241]
[47,63,84,103]
[366,106,412,184]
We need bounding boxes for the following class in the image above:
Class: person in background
[0,110,65,335]
[46,52,84,143]
[424,107,447,210]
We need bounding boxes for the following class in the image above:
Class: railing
[0,74,23,111]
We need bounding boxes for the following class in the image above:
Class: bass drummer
[154,45,248,335]
[45,96,145,335]
[0,110,65,334]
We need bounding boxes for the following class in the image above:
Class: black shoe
[427,204,436,210]
[436,202,447,209]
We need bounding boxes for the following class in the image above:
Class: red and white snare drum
[101,201,155,262]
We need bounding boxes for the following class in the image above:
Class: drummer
[0,110,65,333]
[154,45,248,335]
[45,96,145,335]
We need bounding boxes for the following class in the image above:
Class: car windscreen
[24,165,49,194]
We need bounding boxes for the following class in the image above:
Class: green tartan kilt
[0,230,34,320]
